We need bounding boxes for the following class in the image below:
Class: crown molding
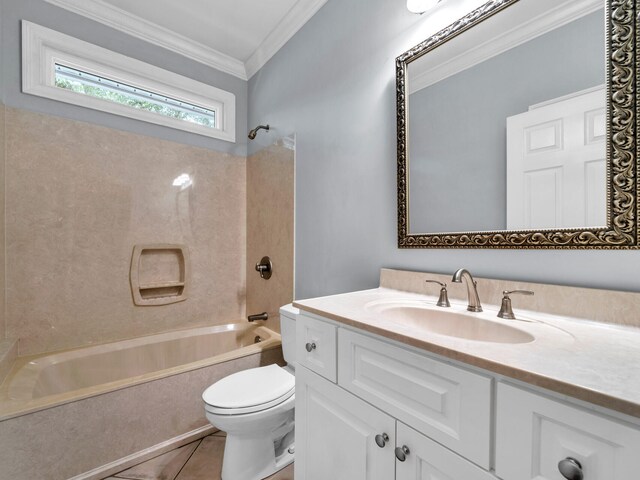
[409,0,602,94]
[43,0,248,80]
[44,0,329,82]
[245,0,328,79]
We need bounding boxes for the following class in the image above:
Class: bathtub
[0,322,284,480]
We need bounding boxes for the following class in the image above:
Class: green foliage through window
[55,65,216,129]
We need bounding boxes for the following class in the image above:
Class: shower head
[248,124,270,140]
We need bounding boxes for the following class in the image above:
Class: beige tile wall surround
[246,140,295,333]
[380,268,640,328]
[0,104,5,342]
[5,108,247,355]
[0,347,284,480]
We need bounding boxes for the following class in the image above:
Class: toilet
[203,304,298,480]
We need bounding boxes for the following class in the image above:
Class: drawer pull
[305,342,317,352]
[395,445,410,462]
[558,457,583,480]
[374,433,389,448]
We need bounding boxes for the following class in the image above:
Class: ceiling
[44,0,328,80]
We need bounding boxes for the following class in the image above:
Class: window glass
[55,64,216,128]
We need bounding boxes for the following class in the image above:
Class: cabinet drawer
[338,328,492,468]
[296,314,337,382]
[496,382,640,480]
[396,422,495,480]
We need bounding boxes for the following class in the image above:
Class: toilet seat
[204,389,294,415]
[203,364,295,415]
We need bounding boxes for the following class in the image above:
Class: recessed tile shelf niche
[130,244,190,306]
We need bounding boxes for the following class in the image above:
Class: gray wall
[0,0,247,156]
[248,0,640,299]
[409,10,604,233]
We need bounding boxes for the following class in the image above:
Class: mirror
[396,0,639,248]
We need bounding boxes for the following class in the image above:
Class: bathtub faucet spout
[248,312,269,322]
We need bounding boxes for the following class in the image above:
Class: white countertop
[294,287,640,418]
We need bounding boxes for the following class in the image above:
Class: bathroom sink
[368,304,535,344]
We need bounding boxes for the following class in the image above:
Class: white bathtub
[0,322,284,480]
[0,322,280,419]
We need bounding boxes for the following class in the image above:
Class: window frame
[22,21,236,142]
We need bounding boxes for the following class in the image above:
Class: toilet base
[220,422,295,480]
[205,395,295,480]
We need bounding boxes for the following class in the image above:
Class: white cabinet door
[496,382,640,480]
[396,422,495,480]
[295,366,395,480]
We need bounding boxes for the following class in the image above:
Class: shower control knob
[305,342,316,352]
[255,256,273,280]
[375,433,389,448]
[558,457,583,480]
[395,445,410,462]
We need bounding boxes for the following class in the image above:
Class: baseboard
[69,425,217,480]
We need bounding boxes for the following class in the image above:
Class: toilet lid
[202,364,295,411]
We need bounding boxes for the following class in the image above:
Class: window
[22,21,235,142]
[54,65,217,128]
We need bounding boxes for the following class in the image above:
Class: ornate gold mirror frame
[396,0,638,248]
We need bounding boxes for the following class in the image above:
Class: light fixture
[407,0,441,14]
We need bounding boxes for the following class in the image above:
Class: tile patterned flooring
[105,431,294,480]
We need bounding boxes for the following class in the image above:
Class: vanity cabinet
[295,366,494,480]
[295,313,493,480]
[295,312,640,480]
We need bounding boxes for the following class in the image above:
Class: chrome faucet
[452,268,482,312]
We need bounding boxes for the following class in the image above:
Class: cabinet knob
[394,445,410,462]
[374,433,389,448]
[558,457,583,480]
[305,342,317,352]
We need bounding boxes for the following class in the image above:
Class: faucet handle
[504,289,534,296]
[498,290,534,319]
[425,280,451,307]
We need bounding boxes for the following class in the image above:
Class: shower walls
[1,108,296,356]
[0,0,295,357]
[4,108,247,356]
[0,107,298,357]
[0,104,5,343]
[0,108,296,357]
[246,139,295,334]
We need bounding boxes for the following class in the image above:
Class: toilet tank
[279,304,299,368]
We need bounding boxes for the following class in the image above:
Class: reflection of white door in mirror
[506,86,606,230]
